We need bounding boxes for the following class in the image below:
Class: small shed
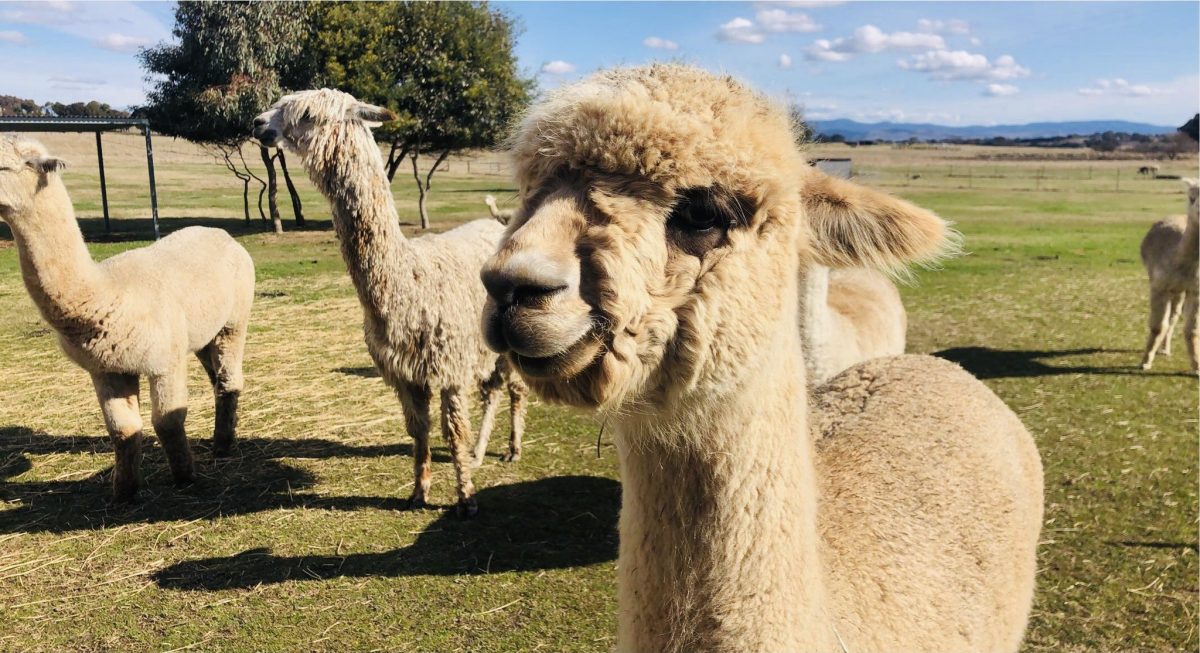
[0,116,161,239]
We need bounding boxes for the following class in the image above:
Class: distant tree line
[136,0,533,231]
[0,95,130,118]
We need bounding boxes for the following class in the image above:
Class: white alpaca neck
[612,320,833,653]
[800,263,834,383]
[299,125,414,323]
[8,177,108,331]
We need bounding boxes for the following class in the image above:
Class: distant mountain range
[807,119,1177,142]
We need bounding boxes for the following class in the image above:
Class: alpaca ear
[352,103,397,127]
[25,156,67,175]
[799,168,956,271]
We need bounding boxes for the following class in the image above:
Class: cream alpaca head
[0,136,67,223]
[1184,177,1199,225]
[481,64,952,412]
[252,88,396,156]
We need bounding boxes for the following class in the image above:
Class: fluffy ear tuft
[800,168,958,274]
[351,102,397,127]
[26,156,67,174]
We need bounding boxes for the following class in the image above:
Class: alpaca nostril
[511,282,568,307]
[481,261,570,309]
[253,118,267,128]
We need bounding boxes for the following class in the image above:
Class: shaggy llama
[0,136,254,501]
[481,65,1043,652]
[253,89,527,516]
[483,194,515,225]
[1139,178,1199,372]
[801,264,907,384]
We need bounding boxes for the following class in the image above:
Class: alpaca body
[1139,179,1199,371]
[481,65,1042,651]
[0,136,254,500]
[801,264,906,384]
[254,90,527,514]
[484,194,515,224]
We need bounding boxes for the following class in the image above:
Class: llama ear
[351,103,397,127]
[25,156,67,175]
[799,168,956,271]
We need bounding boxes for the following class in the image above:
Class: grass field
[0,132,1196,652]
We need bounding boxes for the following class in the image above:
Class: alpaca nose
[253,117,267,128]
[481,252,571,309]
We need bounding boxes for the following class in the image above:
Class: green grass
[0,145,1196,652]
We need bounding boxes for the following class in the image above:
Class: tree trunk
[219,147,252,224]
[386,139,410,183]
[410,152,429,229]
[410,148,451,230]
[276,149,304,227]
[259,145,284,234]
[237,146,268,224]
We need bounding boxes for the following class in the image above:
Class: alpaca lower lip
[510,331,603,380]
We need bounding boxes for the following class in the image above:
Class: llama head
[481,65,951,412]
[1184,177,1199,224]
[252,88,396,155]
[0,136,67,222]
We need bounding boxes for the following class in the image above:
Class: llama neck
[299,125,412,322]
[799,263,832,382]
[7,180,108,331]
[612,322,833,652]
[1179,214,1199,269]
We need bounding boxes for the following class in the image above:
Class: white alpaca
[0,136,254,501]
[801,264,907,384]
[253,89,527,516]
[483,194,515,225]
[481,65,1043,652]
[1140,178,1199,372]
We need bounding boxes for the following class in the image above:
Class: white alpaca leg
[1141,289,1170,370]
[93,372,143,502]
[1161,293,1185,356]
[149,359,195,485]
[503,376,528,463]
[440,387,478,517]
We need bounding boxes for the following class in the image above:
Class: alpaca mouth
[252,128,279,148]
[509,329,605,380]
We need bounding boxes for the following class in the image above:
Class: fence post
[143,123,160,240]
[95,132,110,232]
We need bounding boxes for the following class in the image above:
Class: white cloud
[755,9,821,33]
[0,30,28,44]
[969,36,983,47]
[49,74,106,90]
[643,36,679,50]
[92,32,153,53]
[900,50,1030,81]
[716,17,766,44]
[778,53,793,69]
[1078,78,1166,97]
[806,25,945,61]
[917,19,971,35]
[984,83,1019,97]
[541,60,576,75]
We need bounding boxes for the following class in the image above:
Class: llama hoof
[212,442,236,459]
[455,497,479,519]
[111,482,141,504]
[500,451,521,463]
[1140,361,1153,371]
[470,456,486,469]
[172,471,196,487]
[406,494,428,511]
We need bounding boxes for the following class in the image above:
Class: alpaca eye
[669,190,722,232]
[667,189,731,257]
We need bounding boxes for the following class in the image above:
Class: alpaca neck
[298,125,412,323]
[612,321,832,652]
[8,179,108,331]
[799,263,832,382]
[1179,213,1199,270]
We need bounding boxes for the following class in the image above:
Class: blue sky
[0,1,1196,127]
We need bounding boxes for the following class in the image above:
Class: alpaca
[1138,164,1160,178]
[0,136,254,501]
[252,89,527,516]
[481,65,1043,652]
[483,194,515,225]
[801,263,907,384]
[1139,178,1199,372]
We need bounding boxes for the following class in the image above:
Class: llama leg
[502,376,528,463]
[208,325,247,457]
[149,360,195,486]
[472,369,504,467]
[1141,288,1170,369]
[92,372,143,502]
[1184,291,1199,373]
[398,382,433,509]
[440,387,478,518]
[1161,293,1185,356]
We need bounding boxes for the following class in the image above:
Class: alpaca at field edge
[253,89,528,516]
[0,136,254,501]
[1139,178,1199,372]
[801,264,907,384]
[480,65,1043,652]
[483,194,515,225]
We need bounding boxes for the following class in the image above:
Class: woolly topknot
[508,64,806,195]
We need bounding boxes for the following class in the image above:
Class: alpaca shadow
[334,365,380,379]
[153,475,620,590]
[934,347,1194,379]
[445,188,517,194]
[1106,539,1199,552]
[0,426,451,534]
